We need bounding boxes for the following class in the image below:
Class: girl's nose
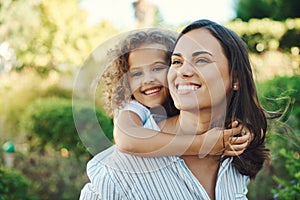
[143,72,155,84]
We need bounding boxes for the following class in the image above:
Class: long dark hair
[178,19,269,178]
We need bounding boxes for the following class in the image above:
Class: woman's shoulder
[88,145,179,175]
[83,146,125,198]
[86,146,116,178]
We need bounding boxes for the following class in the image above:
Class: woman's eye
[195,57,210,64]
[171,60,182,66]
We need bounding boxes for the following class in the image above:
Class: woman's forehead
[174,29,221,54]
[173,28,224,57]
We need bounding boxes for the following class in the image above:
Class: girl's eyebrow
[129,65,140,69]
[130,60,167,70]
[129,66,142,71]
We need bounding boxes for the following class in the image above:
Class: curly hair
[100,28,177,116]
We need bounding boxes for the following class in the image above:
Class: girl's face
[168,29,231,113]
[128,43,170,108]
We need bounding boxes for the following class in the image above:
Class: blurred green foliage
[248,75,300,199]
[13,149,88,200]
[226,18,300,53]
[235,0,300,21]
[271,149,300,200]
[0,0,119,73]
[21,97,113,157]
[0,70,70,137]
[0,166,38,200]
[258,75,300,129]
[16,97,113,199]
[0,1,118,198]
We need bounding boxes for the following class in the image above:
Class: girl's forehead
[128,46,168,69]
[135,43,168,51]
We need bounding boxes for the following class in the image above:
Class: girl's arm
[114,110,248,157]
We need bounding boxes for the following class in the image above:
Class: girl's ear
[233,82,239,91]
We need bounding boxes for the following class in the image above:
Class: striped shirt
[79,101,250,200]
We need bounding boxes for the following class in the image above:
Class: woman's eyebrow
[172,51,213,57]
[172,53,182,57]
[192,51,213,57]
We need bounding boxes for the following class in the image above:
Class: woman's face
[128,43,170,108]
[168,28,231,113]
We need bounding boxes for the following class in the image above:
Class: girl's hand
[205,121,242,156]
[223,132,251,156]
[223,122,254,156]
[206,121,253,156]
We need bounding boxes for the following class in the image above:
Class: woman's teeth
[177,85,200,91]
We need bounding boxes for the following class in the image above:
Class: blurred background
[0,0,299,199]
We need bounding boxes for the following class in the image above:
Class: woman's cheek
[167,68,176,88]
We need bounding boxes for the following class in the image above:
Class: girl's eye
[130,71,142,77]
[153,65,168,71]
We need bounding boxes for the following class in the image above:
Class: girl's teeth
[145,88,160,95]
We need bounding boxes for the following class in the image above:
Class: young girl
[100,28,250,157]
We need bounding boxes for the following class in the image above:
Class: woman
[160,19,269,199]
[80,19,267,200]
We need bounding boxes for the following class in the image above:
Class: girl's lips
[142,87,162,95]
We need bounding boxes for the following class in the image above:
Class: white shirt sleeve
[122,100,161,131]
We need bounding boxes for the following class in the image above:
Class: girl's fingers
[222,123,254,157]
[231,120,239,128]
[230,132,250,145]
[227,142,248,151]
[223,126,242,138]
[223,139,249,156]
[223,149,245,156]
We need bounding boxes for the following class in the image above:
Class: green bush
[226,18,300,53]
[258,75,300,129]
[0,70,73,140]
[13,150,88,200]
[271,149,300,200]
[21,97,113,157]
[17,97,114,199]
[279,29,300,51]
[248,75,300,199]
[0,166,37,200]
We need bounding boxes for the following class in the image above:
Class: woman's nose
[177,61,194,77]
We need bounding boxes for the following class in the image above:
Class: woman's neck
[177,110,209,135]
[177,108,225,135]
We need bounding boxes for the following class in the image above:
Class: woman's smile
[176,83,201,94]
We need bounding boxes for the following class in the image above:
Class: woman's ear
[233,82,239,91]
